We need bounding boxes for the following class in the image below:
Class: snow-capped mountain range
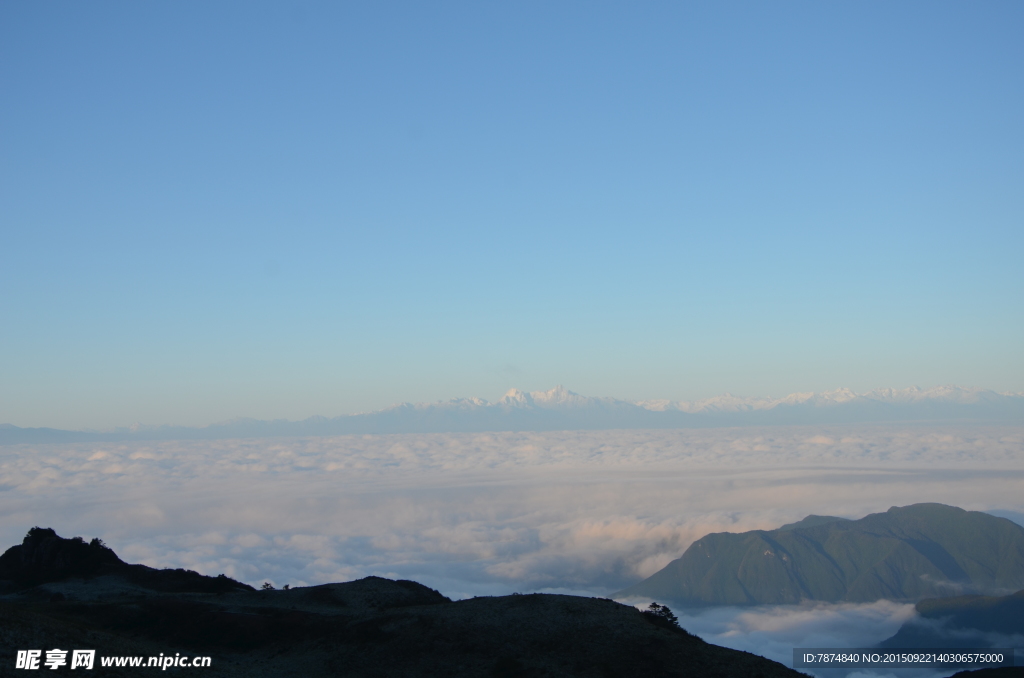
[2,385,1022,444]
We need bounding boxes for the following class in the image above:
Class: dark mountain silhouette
[0,527,253,595]
[881,588,1024,648]
[0,529,804,677]
[616,504,1024,606]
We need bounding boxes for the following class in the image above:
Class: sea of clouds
[2,423,1022,676]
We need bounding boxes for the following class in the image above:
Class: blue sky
[2,1,1022,429]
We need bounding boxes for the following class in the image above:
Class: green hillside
[616,504,1024,606]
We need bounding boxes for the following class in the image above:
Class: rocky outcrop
[0,527,253,595]
[0,527,123,585]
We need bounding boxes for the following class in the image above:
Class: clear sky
[2,1,1022,429]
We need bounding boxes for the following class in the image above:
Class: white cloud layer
[660,601,999,678]
[675,601,915,674]
[2,424,1020,592]
[1,424,1021,673]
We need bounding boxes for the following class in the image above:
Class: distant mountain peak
[531,385,592,407]
[3,385,1022,444]
[499,388,534,407]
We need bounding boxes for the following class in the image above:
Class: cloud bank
[672,601,917,675]
[3,423,1021,674]
[2,424,1021,599]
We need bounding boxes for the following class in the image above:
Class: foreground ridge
[0,528,803,677]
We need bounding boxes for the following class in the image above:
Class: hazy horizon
[3,383,1024,432]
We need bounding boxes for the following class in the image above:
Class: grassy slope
[618,504,1024,606]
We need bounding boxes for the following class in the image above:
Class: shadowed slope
[617,504,1024,606]
[881,588,1024,648]
[0,529,805,677]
